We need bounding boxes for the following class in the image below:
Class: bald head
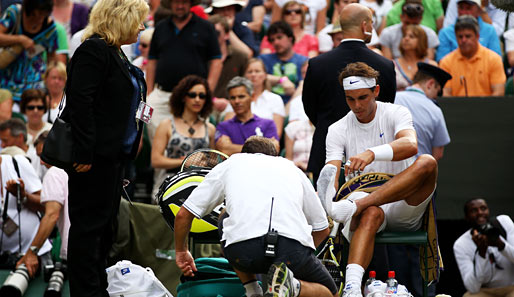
[340,3,372,40]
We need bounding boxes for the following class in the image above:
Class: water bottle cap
[388,271,395,278]
[369,271,376,278]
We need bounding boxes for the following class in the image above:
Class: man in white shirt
[174,136,338,297]
[317,62,438,297]
[454,198,514,297]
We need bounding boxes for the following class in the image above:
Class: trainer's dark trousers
[67,158,124,297]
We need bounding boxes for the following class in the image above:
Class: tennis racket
[180,149,229,172]
[317,221,344,296]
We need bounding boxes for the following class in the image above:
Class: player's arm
[345,129,417,175]
[174,207,197,277]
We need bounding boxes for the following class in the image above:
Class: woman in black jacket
[63,0,149,296]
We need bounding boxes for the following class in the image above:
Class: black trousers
[67,158,124,297]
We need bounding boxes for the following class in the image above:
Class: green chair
[505,76,514,95]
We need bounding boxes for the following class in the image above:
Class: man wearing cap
[303,3,396,185]
[379,0,439,60]
[391,63,451,296]
[444,0,506,38]
[385,0,444,33]
[435,0,501,62]
[207,0,259,57]
[439,15,505,97]
[316,62,438,297]
[146,0,222,140]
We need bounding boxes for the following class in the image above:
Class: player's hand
[345,150,375,176]
[16,251,39,278]
[6,179,25,197]
[176,251,197,277]
[472,229,489,258]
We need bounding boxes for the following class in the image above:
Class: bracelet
[279,76,286,84]
[367,144,393,161]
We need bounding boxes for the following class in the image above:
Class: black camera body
[476,222,502,241]
[0,252,22,270]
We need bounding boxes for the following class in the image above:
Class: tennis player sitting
[316,62,438,297]
[174,136,339,297]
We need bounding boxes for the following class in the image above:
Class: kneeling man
[175,136,338,297]
[317,62,438,297]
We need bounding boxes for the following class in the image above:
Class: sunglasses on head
[285,8,302,15]
[26,105,45,111]
[186,92,207,99]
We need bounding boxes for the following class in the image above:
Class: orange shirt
[439,45,506,96]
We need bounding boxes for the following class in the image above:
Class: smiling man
[316,62,439,297]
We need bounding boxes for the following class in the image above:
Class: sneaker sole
[265,263,290,297]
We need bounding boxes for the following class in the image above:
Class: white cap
[457,0,481,6]
[205,0,245,14]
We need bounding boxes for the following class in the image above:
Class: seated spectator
[503,28,514,71]
[223,58,286,138]
[385,0,444,33]
[0,89,14,122]
[151,75,215,200]
[17,131,70,277]
[52,0,89,41]
[379,0,439,60]
[42,61,66,124]
[235,0,265,34]
[209,15,249,103]
[284,119,314,171]
[132,28,155,77]
[359,0,393,35]
[271,0,327,35]
[207,0,259,57]
[259,21,308,104]
[261,1,319,58]
[436,0,501,62]
[454,198,514,297]
[440,15,505,97]
[444,0,506,38]
[393,25,437,91]
[20,89,52,145]
[215,76,279,155]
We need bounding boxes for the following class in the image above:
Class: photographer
[16,131,69,277]
[454,198,514,297]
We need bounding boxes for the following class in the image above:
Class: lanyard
[404,87,425,96]
[117,48,144,130]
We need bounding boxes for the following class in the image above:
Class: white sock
[345,263,365,287]
[331,199,357,225]
[244,280,263,297]
[292,277,301,297]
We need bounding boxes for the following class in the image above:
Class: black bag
[41,96,73,170]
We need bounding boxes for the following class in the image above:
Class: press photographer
[454,198,514,297]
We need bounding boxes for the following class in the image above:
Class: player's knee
[415,154,437,175]
[359,206,384,230]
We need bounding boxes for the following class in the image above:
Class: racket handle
[329,222,340,237]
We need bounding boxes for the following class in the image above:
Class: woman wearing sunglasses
[261,0,319,58]
[20,88,52,145]
[151,75,215,191]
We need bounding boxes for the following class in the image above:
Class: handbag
[0,4,23,70]
[41,94,73,170]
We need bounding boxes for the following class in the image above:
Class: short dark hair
[23,0,53,17]
[0,118,27,142]
[241,136,278,156]
[267,21,295,44]
[170,75,213,119]
[412,71,433,84]
[455,15,479,35]
[20,88,47,114]
[34,130,49,146]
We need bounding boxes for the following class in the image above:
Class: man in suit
[302,3,396,185]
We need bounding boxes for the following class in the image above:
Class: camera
[0,263,29,297]
[0,252,21,270]
[476,222,501,241]
[44,262,66,297]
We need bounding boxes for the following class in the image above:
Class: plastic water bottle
[363,271,377,296]
[365,280,386,297]
[386,271,398,294]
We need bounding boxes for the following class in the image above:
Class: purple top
[215,115,278,145]
[71,3,89,36]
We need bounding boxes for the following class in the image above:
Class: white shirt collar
[341,38,365,43]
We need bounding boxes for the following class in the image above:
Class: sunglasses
[26,105,45,111]
[186,92,207,99]
[285,8,302,15]
[140,43,149,48]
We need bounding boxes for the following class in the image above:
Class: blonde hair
[82,0,149,46]
[44,61,67,81]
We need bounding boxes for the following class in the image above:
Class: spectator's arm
[443,87,452,97]
[426,48,435,60]
[453,239,493,293]
[285,133,294,161]
[491,83,504,96]
[436,15,444,32]
[315,2,328,35]
[267,74,295,95]
[497,216,514,263]
[229,31,253,58]
[507,51,514,67]
[273,114,284,139]
[151,119,185,169]
[216,135,243,156]
[6,179,44,213]
[146,59,157,94]
[248,5,265,33]
[381,45,393,59]
[207,58,223,92]
[270,0,281,23]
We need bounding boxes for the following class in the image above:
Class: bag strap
[490,216,507,240]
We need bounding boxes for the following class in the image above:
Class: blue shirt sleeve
[436,26,455,62]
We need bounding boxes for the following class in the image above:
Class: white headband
[342,76,376,90]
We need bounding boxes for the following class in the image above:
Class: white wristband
[368,144,393,161]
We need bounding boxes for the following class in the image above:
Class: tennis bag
[157,169,225,238]
[176,258,245,297]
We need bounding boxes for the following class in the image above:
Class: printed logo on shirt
[255,127,263,137]
[379,132,384,138]
[121,268,130,275]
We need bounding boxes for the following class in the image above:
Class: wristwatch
[29,245,39,254]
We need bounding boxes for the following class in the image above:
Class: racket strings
[182,151,228,171]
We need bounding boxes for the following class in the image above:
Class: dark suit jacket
[302,40,396,183]
[62,36,146,164]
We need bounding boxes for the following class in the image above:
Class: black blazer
[302,40,396,183]
[62,36,146,164]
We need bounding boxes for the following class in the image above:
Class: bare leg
[234,268,257,283]
[347,206,385,267]
[355,154,437,216]
[298,280,337,297]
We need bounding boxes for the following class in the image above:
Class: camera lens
[44,270,65,297]
[0,264,30,297]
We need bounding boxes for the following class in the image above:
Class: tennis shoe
[343,282,363,297]
[264,262,296,297]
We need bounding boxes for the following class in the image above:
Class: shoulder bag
[41,94,73,170]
